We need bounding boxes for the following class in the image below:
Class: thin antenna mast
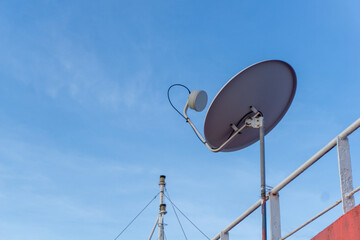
[158,175,167,240]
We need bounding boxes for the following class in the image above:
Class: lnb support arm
[183,102,261,152]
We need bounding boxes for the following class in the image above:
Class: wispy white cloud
[0,23,157,115]
[0,128,163,238]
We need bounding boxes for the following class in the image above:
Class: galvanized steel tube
[271,118,360,194]
[211,199,262,240]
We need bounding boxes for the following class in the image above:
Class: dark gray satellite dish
[204,60,296,152]
[168,59,297,240]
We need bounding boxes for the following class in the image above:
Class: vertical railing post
[220,231,229,240]
[337,137,355,213]
[269,193,281,240]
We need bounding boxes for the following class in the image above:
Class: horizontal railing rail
[270,118,360,195]
[212,118,360,240]
[280,187,360,240]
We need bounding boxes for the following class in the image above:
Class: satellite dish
[204,60,296,152]
[168,59,297,240]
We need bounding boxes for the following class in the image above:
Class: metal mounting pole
[158,175,167,240]
[245,112,267,240]
[259,117,267,240]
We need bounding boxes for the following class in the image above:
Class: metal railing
[212,118,360,240]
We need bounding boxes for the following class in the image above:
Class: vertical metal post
[220,231,229,240]
[337,137,355,213]
[269,193,281,240]
[259,118,267,240]
[158,175,167,240]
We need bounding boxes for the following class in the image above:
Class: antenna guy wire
[113,192,160,240]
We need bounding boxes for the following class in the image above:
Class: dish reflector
[204,60,296,152]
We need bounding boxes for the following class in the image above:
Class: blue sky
[0,0,360,239]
